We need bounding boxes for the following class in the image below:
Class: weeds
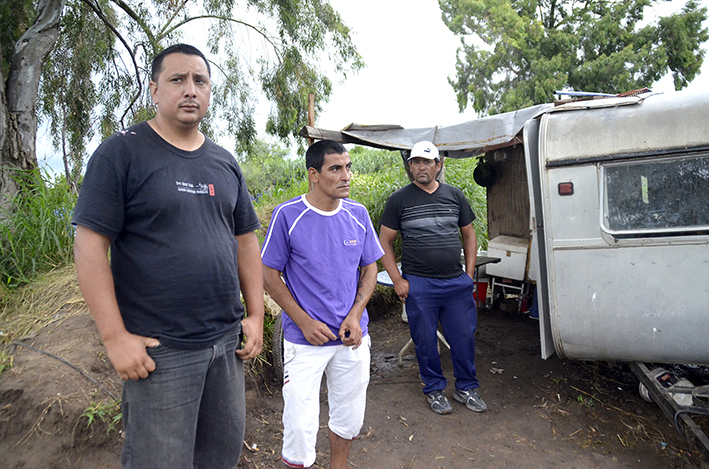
[0,168,76,289]
[81,400,122,434]
[577,394,596,408]
[0,349,13,376]
[551,376,568,385]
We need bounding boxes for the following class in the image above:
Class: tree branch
[162,15,283,61]
[82,0,142,128]
[109,0,157,48]
[156,0,190,40]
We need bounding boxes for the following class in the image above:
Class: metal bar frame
[631,362,709,462]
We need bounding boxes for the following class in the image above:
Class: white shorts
[281,335,371,468]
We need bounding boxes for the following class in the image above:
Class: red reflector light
[558,182,574,196]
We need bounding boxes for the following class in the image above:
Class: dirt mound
[1,301,707,468]
[1,309,122,468]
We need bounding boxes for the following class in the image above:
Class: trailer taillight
[558,182,574,196]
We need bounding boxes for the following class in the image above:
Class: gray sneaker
[453,388,487,412]
[426,390,453,414]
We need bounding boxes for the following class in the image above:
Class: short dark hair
[151,44,211,82]
[305,140,347,172]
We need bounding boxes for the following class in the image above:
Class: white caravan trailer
[523,92,709,366]
[300,89,709,453]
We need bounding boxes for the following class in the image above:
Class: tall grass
[349,146,404,174]
[445,157,489,249]
[245,156,307,200]
[250,146,489,248]
[351,148,488,247]
[0,169,76,289]
[252,177,309,245]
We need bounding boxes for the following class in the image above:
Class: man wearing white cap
[379,140,486,415]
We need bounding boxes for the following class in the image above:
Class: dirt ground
[1,297,708,469]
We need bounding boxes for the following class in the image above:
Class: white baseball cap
[409,140,440,160]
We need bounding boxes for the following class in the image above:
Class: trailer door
[523,118,555,359]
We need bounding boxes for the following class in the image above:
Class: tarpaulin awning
[299,103,554,158]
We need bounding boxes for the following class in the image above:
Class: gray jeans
[121,326,244,469]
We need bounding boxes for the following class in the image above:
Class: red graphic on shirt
[209,184,215,196]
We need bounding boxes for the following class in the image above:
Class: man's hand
[236,314,264,360]
[301,318,338,346]
[263,265,339,346]
[339,314,363,349]
[393,277,410,303]
[104,331,159,381]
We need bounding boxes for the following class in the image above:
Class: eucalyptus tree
[440,0,708,115]
[0,0,362,206]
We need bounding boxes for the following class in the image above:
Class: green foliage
[349,150,410,232]
[0,170,76,289]
[81,400,122,434]
[444,157,489,248]
[0,0,35,80]
[577,394,596,408]
[0,349,13,377]
[237,140,307,198]
[441,0,709,115]
[39,0,115,186]
[349,146,404,174]
[253,177,309,246]
[7,0,363,178]
[252,145,489,255]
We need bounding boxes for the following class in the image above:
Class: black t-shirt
[72,122,261,349]
[380,183,475,279]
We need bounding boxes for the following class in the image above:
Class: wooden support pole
[307,94,315,146]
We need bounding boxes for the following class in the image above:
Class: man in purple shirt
[262,140,384,469]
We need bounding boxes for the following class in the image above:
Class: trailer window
[602,153,709,235]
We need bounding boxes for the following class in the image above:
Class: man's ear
[308,167,319,184]
[149,81,158,105]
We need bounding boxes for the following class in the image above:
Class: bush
[251,145,489,251]
[351,148,488,248]
[444,157,489,248]
[0,169,76,289]
[236,139,307,200]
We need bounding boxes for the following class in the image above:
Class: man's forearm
[263,265,312,328]
[347,262,378,320]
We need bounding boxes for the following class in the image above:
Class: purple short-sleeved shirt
[261,195,384,345]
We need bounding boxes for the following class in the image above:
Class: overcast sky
[316,0,480,130]
[38,0,709,172]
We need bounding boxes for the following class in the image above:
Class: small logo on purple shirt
[344,239,358,246]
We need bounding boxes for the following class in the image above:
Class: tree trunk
[0,45,16,216]
[1,0,65,213]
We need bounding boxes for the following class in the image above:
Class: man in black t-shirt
[72,44,264,468]
[379,140,487,415]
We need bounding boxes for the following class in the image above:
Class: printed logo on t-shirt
[175,181,215,196]
[343,239,358,246]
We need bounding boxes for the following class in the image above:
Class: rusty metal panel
[543,91,709,163]
[486,145,530,240]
